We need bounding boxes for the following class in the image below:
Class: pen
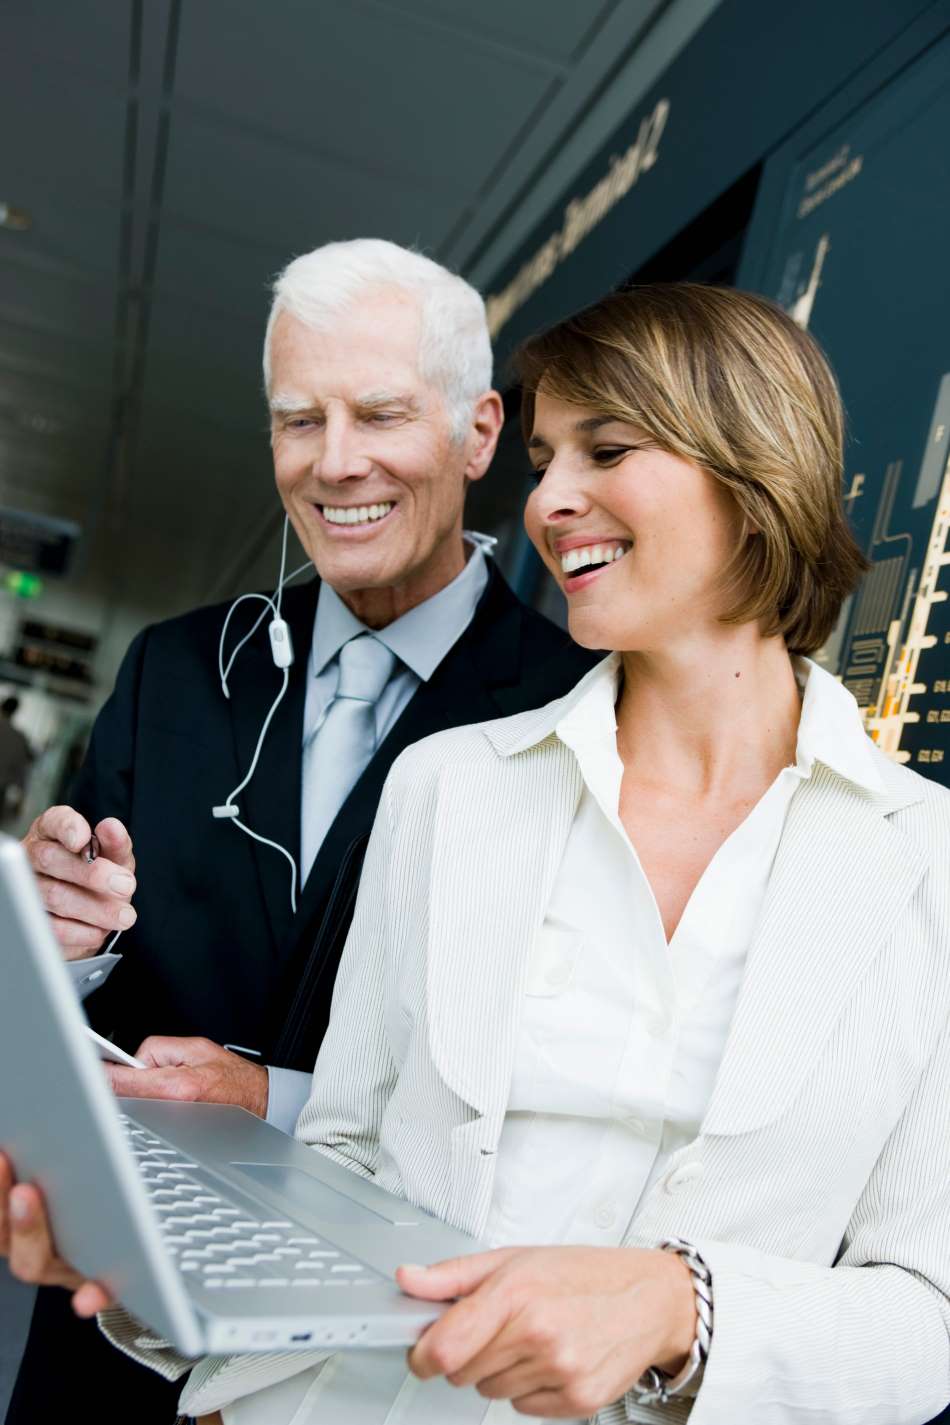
[83,832,100,863]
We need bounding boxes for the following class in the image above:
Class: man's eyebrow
[356,390,418,409]
[269,394,314,415]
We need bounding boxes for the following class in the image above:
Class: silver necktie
[300,633,396,883]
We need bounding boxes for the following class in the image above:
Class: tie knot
[336,633,396,704]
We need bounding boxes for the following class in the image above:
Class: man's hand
[400,1245,696,1418]
[106,1038,270,1118]
[0,1152,113,1317]
[23,808,137,959]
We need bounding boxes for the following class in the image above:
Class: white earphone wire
[213,517,314,913]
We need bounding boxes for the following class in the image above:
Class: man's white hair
[263,238,493,439]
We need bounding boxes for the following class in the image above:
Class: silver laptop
[0,834,480,1355]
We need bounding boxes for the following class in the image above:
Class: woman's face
[524,390,745,653]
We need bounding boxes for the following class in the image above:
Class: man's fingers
[105,1064,199,1102]
[48,915,111,957]
[30,840,136,899]
[33,806,91,854]
[94,818,135,872]
[134,1036,214,1068]
[34,875,137,934]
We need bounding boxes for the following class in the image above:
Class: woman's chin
[566,609,622,652]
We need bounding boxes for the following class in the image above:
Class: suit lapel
[228,581,316,952]
[701,764,928,1135]
[289,565,525,946]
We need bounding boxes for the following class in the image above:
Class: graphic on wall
[748,33,950,783]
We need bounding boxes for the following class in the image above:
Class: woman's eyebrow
[575,415,615,432]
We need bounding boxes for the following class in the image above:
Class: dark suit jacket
[74,563,596,1070]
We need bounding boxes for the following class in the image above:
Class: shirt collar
[502,651,885,796]
[311,536,489,683]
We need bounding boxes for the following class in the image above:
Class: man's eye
[287,417,315,429]
[528,465,547,484]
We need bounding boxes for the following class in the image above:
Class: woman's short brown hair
[515,283,868,655]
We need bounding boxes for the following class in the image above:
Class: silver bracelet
[627,1238,714,1407]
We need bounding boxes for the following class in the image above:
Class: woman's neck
[615,631,802,802]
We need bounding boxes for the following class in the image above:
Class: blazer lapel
[227,581,316,952]
[701,763,928,1136]
[426,736,583,1119]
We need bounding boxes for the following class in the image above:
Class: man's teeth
[560,543,630,574]
[322,502,393,526]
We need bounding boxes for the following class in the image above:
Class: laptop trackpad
[231,1163,418,1227]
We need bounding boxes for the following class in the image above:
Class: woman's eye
[591,445,631,464]
[528,465,547,484]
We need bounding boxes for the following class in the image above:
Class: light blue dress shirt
[266,535,491,1133]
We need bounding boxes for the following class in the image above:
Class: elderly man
[4,239,593,1424]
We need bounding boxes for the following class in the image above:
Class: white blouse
[485,655,884,1254]
[217,655,886,1425]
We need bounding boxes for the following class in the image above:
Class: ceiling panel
[160,112,462,257]
[0,321,114,391]
[0,190,121,284]
[4,0,130,84]
[150,222,286,316]
[0,263,115,342]
[173,0,555,190]
[371,0,614,63]
[0,63,128,206]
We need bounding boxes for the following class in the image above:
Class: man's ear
[464,391,504,484]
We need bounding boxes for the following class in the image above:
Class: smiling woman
[517,283,868,658]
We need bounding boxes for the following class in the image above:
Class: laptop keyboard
[120,1115,382,1292]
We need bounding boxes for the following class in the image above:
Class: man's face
[268,290,497,625]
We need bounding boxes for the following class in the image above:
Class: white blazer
[108,668,950,1424]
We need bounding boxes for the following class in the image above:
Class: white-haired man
[4,240,594,1423]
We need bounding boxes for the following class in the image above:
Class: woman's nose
[531,458,590,524]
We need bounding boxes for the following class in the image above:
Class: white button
[593,1203,616,1229]
[545,959,572,988]
[644,1007,672,1037]
[664,1161,704,1196]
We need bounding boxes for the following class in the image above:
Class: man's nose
[317,414,372,483]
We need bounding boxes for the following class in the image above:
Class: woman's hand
[0,1152,113,1317]
[399,1244,695,1418]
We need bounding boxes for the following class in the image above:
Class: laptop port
[290,1332,312,1342]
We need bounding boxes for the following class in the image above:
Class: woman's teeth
[322,502,393,526]
[560,542,631,575]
